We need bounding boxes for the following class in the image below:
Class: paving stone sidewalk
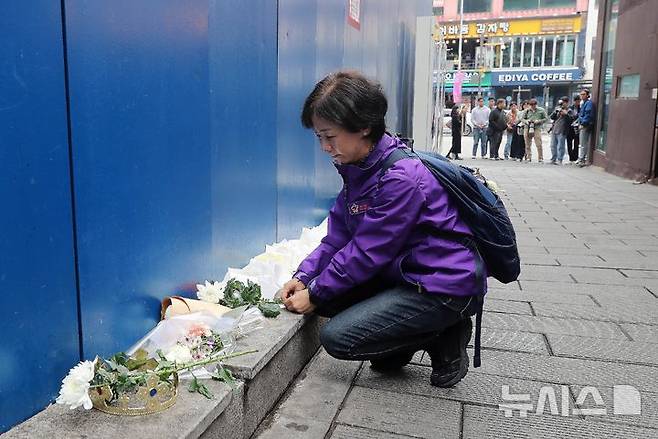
[255,161,658,439]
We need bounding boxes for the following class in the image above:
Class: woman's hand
[276,278,306,301]
[283,289,316,314]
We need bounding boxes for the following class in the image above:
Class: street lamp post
[457,0,464,71]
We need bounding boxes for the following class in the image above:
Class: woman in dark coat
[510,101,527,161]
[447,101,463,160]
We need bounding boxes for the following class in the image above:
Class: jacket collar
[335,133,402,183]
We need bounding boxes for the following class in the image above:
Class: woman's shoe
[370,350,415,372]
[425,318,472,387]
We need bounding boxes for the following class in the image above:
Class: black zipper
[398,251,423,293]
[344,182,352,233]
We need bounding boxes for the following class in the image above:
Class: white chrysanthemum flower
[165,344,193,364]
[196,280,224,303]
[56,359,97,410]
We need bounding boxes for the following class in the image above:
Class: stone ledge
[224,311,312,380]
[3,311,321,439]
[2,381,242,439]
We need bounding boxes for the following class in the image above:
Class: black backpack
[379,147,521,367]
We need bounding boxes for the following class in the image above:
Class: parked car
[442,107,473,136]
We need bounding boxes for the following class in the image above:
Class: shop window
[504,0,575,9]
[534,38,544,67]
[463,0,491,13]
[522,38,533,67]
[617,74,640,99]
[504,0,538,10]
[543,0,576,7]
[501,38,512,68]
[544,37,555,66]
[512,37,522,67]
[555,36,565,66]
[563,35,576,65]
[597,0,620,152]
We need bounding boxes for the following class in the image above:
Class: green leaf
[188,375,213,399]
[257,301,280,318]
[211,365,235,389]
[126,349,155,371]
[241,280,262,305]
[108,352,129,368]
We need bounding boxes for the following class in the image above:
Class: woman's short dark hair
[301,71,388,143]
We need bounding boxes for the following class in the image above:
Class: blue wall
[0,1,80,431]
[0,0,431,432]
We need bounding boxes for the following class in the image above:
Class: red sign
[348,0,360,30]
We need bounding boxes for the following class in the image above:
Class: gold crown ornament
[88,362,178,416]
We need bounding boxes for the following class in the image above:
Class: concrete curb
[2,312,321,439]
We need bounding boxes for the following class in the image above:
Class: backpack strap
[380,148,486,368]
[379,147,418,178]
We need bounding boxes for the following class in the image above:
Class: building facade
[434,0,591,107]
[591,0,658,181]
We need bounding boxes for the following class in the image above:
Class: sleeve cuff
[307,278,325,306]
[293,271,310,286]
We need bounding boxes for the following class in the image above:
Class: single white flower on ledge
[196,280,224,303]
[56,359,97,410]
[165,344,193,365]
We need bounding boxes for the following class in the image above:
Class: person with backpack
[279,71,519,388]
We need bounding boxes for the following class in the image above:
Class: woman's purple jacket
[295,133,487,305]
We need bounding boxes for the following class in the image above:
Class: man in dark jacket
[487,99,507,160]
[549,97,577,164]
[566,95,581,162]
[577,89,596,167]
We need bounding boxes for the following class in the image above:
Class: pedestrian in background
[520,98,548,162]
[447,102,463,160]
[510,103,526,161]
[487,99,507,160]
[566,95,581,163]
[470,97,490,159]
[549,97,576,165]
[503,102,518,160]
[486,97,495,155]
[576,89,596,167]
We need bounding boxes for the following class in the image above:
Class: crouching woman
[279,71,486,387]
